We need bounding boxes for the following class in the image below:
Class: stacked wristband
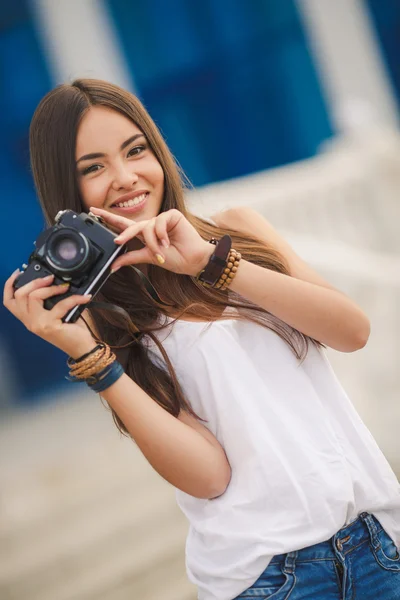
[195,235,242,290]
[67,342,124,393]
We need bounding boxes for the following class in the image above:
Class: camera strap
[129,266,165,304]
[83,267,169,345]
[89,266,165,317]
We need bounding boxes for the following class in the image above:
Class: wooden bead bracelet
[214,248,241,290]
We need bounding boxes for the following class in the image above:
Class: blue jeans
[235,512,400,599]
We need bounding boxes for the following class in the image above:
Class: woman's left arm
[212,207,370,353]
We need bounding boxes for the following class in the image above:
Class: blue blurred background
[0,0,336,403]
[1,0,399,405]
[2,3,400,600]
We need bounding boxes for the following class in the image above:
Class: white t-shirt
[146,314,400,600]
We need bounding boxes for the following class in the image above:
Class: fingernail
[161,239,169,249]
[60,283,70,288]
[12,268,20,276]
[110,266,121,274]
[44,274,54,280]
[156,254,165,265]
[84,294,92,299]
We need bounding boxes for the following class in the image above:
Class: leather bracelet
[66,342,117,382]
[67,343,104,366]
[87,361,125,393]
[195,235,232,288]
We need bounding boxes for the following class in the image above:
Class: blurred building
[1,0,398,405]
[0,2,399,599]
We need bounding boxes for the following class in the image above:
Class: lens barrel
[45,227,93,275]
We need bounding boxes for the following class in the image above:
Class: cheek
[78,177,105,210]
[152,163,165,191]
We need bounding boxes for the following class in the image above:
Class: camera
[14,210,126,323]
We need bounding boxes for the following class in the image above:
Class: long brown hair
[30,78,323,435]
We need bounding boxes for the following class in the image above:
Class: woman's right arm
[81,311,231,500]
[100,375,231,499]
[3,271,231,500]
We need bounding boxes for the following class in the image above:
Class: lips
[110,192,149,214]
[111,191,149,209]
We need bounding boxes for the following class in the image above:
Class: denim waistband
[270,512,383,566]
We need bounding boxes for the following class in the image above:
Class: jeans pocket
[372,528,400,572]
[235,563,295,599]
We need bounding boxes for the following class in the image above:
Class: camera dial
[55,210,68,223]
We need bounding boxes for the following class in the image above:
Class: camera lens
[45,227,93,274]
[56,239,79,261]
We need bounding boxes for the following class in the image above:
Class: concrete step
[0,471,180,582]
[0,393,196,600]
[0,511,192,600]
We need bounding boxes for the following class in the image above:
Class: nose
[111,163,139,191]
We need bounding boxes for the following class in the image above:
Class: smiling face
[76,106,165,221]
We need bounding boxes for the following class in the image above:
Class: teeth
[115,193,147,208]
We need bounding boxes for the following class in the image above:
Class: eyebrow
[76,133,146,164]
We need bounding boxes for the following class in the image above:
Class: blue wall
[0,2,68,403]
[107,0,332,186]
[1,0,332,405]
[365,0,400,114]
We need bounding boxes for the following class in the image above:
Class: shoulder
[211,208,342,293]
[211,206,292,255]
[211,206,262,231]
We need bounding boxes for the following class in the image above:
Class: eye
[127,144,147,157]
[81,164,102,175]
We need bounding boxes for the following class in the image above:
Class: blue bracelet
[86,361,125,393]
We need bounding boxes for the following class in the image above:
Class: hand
[3,271,97,358]
[90,207,215,276]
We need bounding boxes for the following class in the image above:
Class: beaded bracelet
[215,248,241,290]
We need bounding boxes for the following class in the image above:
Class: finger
[154,214,170,249]
[13,274,55,300]
[3,269,21,308]
[114,221,147,245]
[140,219,163,258]
[26,284,72,320]
[13,274,55,315]
[111,247,152,271]
[29,283,71,301]
[49,293,93,321]
[89,207,133,232]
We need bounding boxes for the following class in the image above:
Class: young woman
[4,79,400,600]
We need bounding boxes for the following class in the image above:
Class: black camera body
[14,210,126,323]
